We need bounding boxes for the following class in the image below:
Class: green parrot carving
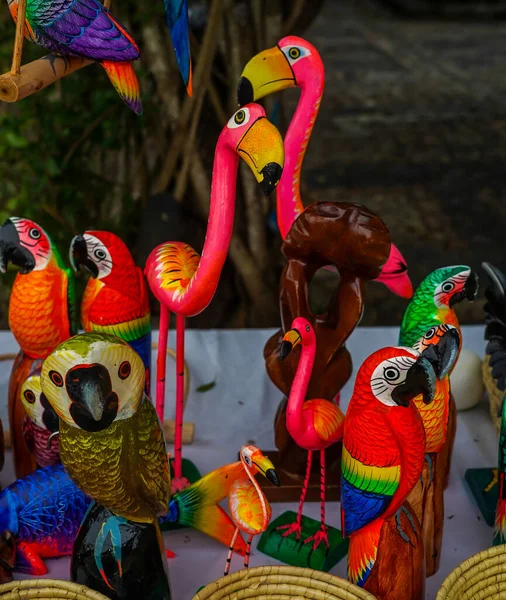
[40,332,171,599]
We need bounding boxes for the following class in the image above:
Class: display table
[0,326,495,600]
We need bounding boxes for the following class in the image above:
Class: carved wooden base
[255,448,342,503]
[408,454,444,577]
[362,501,425,600]
[443,396,457,489]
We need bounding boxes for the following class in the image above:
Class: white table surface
[0,325,495,600]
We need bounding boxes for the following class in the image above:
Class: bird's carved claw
[171,477,190,494]
[395,506,417,548]
[94,515,128,591]
[277,521,302,541]
[303,526,330,551]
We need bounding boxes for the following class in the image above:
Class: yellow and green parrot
[40,332,171,599]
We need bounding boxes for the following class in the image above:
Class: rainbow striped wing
[341,446,400,537]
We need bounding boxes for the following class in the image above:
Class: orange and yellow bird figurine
[224,445,279,575]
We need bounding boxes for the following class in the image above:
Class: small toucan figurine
[70,230,151,394]
[0,216,76,479]
[164,0,192,95]
[20,365,60,469]
[41,332,171,600]
[6,0,142,114]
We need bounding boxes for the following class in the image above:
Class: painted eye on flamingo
[145,103,285,494]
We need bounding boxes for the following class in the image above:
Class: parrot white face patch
[20,373,45,428]
[41,336,145,430]
[83,234,113,280]
[434,269,470,308]
[370,354,417,407]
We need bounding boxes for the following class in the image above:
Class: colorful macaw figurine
[6,0,142,114]
[20,366,60,468]
[494,395,506,546]
[238,36,413,299]
[164,0,191,95]
[341,342,454,590]
[0,461,247,576]
[224,445,279,575]
[0,216,76,478]
[70,231,151,394]
[40,332,170,599]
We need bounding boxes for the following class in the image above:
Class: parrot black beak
[237,77,254,106]
[65,363,118,432]
[420,327,461,379]
[279,341,293,362]
[260,162,283,197]
[392,355,436,407]
[0,219,35,274]
[70,235,98,278]
[265,468,281,487]
[449,271,479,307]
[40,392,60,433]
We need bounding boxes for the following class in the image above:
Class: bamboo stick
[10,0,27,75]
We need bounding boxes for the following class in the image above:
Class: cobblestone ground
[300,0,506,325]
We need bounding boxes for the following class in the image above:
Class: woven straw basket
[193,565,378,600]
[437,544,506,600]
[0,579,110,599]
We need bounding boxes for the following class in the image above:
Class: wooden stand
[443,396,457,489]
[256,447,342,503]
[362,502,425,600]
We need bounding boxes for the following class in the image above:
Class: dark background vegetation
[1,0,504,329]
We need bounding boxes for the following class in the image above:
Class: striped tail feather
[101,61,142,115]
[494,475,506,546]
[164,0,192,95]
[163,461,247,555]
[348,519,383,587]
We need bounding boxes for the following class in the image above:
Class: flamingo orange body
[277,317,345,550]
[224,445,279,576]
[238,36,413,299]
[145,104,284,492]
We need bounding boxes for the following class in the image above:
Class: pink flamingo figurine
[145,104,284,492]
[225,445,279,575]
[238,36,413,299]
[277,317,345,550]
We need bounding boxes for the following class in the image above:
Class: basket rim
[193,565,377,600]
[0,579,110,599]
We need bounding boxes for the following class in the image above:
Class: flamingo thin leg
[156,305,170,422]
[224,528,239,576]
[277,450,313,540]
[304,449,330,551]
[174,315,186,482]
[244,535,254,569]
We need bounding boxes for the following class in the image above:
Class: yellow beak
[238,45,295,105]
[237,117,284,196]
[253,451,280,487]
[279,328,302,361]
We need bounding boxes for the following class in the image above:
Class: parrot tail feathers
[168,465,247,556]
[347,519,383,587]
[101,61,142,116]
[494,495,506,546]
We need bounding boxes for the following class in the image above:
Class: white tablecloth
[0,326,495,600]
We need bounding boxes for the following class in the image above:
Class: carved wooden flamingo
[277,317,345,550]
[225,445,279,575]
[238,35,413,299]
[145,105,284,492]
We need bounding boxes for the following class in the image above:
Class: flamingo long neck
[242,460,269,520]
[187,139,239,312]
[277,69,324,239]
[286,342,315,432]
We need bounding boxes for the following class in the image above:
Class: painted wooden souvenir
[70,230,151,395]
[406,324,461,576]
[494,394,506,546]
[238,35,413,299]
[0,216,76,478]
[0,462,246,578]
[223,446,279,576]
[341,344,450,600]
[263,202,390,497]
[145,104,284,493]
[40,332,171,600]
[164,0,192,95]
[20,365,60,468]
[399,265,478,490]
[0,0,141,113]
[258,318,347,570]
[0,531,16,584]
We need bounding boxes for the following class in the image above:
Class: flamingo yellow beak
[237,115,284,196]
[238,45,295,105]
[253,452,280,487]
[279,328,302,362]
